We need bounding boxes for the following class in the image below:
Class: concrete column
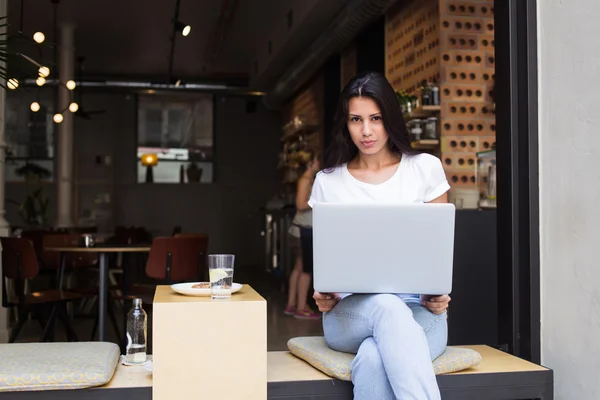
[56,23,75,228]
[0,0,11,342]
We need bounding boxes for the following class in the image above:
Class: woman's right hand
[313,291,341,312]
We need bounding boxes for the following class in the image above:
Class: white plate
[170,282,243,297]
[143,360,153,372]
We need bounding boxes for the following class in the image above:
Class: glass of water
[208,254,235,300]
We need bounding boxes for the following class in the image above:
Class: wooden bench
[0,346,553,400]
[269,346,554,399]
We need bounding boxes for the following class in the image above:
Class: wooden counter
[152,285,267,400]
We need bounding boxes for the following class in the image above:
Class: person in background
[309,72,451,399]
[284,155,321,320]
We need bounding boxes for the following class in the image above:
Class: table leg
[57,252,66,290]
[98,252,108,341]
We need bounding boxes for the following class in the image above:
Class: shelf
[405,105,441,120]
[411,139,440,150]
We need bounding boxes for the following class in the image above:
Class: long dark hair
[323,71,419,171]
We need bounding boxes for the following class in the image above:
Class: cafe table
[45,244,151,341]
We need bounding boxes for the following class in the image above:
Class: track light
[39,66,50,78]
[30,102,40,112]
[33,32,45,43]
[36,77,46,86]
[69,102,79,113]
[53,113,63,124]
[175,21,191,36]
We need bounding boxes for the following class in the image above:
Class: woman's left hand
[421,294,451,314]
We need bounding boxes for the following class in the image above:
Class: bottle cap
[133,298,142,308]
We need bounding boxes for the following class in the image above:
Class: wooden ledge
[98,345,550,389]
[0,346,553,400]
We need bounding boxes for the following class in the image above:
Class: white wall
[539,1,600,399]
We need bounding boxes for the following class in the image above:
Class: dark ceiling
[7,0,297,82]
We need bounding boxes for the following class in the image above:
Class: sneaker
[283,305,296,316]
[294,307,321,320]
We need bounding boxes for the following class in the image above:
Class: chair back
[1,237,39,280]
[145,236,209,283]
[1,237,39,308]
[21,230,52,267]
[174,233,209,240]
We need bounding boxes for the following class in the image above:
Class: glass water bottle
[125,298,147,364]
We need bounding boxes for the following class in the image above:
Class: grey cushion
[288,336,482,381]
[0,342,120,392]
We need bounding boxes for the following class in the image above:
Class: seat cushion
[288,336,482,381]
[0,342,120,392]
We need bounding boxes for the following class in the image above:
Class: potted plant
[18,188,49,228]
[15,162,51,183]
[14,161,51,228]
[396,90,418,116]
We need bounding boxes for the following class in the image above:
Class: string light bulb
[39,66,50,78]
[53,113,64,124]
[30,102,40,112]
[66,80,76,90]
[7,78,18,90]
[69,102,79,113]
[36,77,46,86]
[33,32,45,43]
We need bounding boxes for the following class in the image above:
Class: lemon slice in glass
[209,268,229,283]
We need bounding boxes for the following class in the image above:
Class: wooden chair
[1,237,82,343]
[41,234,121,341]
[145,236,209,284]
[103,236,208,352]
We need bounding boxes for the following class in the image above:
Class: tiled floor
[13,266,323,351]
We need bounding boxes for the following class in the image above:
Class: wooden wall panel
[284,73,324,154]
[439,0,495,190]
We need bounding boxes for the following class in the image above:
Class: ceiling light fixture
[39,66,50,78]
[175,21,191,37]
[30,102,40,112]
[7,78,18,90]
[33,32,45,43]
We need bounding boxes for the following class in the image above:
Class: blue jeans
[323,294,447,400]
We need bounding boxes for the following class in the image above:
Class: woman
[285,155,321,320]
[308,72,451,399]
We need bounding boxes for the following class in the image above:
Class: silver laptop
[312,203,455,295]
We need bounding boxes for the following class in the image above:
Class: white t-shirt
[307,153,451,302]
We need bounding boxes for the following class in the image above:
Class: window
[137,94,214,183]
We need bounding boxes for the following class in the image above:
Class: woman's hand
[313,291,341,312]
[421,294,451,314]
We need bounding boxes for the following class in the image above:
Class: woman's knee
[367,294,411,318]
